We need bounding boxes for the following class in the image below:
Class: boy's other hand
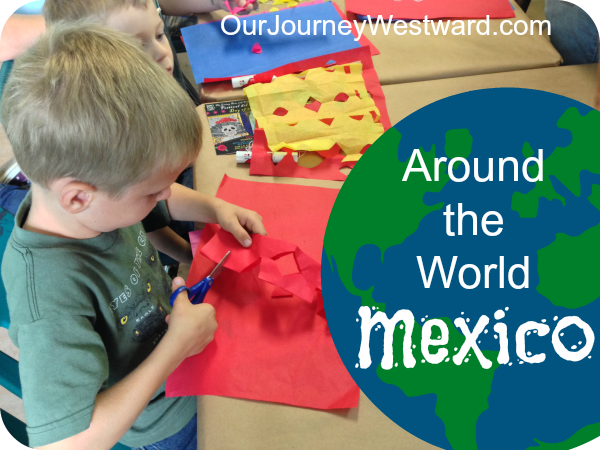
[215,202,267,248]
[218,0,255,13]
[164,278,217,359]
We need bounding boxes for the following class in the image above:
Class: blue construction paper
[182,2,362,83]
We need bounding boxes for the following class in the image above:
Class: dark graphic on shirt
[119,289,168,343]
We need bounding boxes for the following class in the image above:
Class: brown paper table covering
[196,0,561,102]
[192,63,597,449]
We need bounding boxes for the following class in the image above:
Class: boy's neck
[24,188,101,240]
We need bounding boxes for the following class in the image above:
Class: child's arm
[158,0,253,15]
[0,15,45,62]
[36,278,216,450]
[166,183,267,248]
[147,227,194,264]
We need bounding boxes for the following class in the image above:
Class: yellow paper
[263,115,384,154]
[342,154,362,163]
[288,1,298,6]
[259,0,268,3]
[244,64,383,154]
[269,7,279,11]
[245,64,370,120]
[273,0,287,4]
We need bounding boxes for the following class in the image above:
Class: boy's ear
[59,181,97,214]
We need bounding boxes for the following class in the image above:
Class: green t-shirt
[2,193,196,448]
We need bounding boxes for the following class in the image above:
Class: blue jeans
[131,414,197,450]
[545,0,599,65]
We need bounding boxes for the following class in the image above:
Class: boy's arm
[0,15,45,62]
[37,278,216,450]
[158,0,253,15]
[147,227,194,265]
[166,183,266,248]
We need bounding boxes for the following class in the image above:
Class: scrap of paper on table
[346,0,515,20]
[181,2,362,83]
[166,177,359,409]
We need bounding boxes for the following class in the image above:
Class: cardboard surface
[382,64,598,125]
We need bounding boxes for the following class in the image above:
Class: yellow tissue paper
[288,1,298,6]
[263,115,383,154]
[258,0,268,3]
[273,0,287,4]
[341,154,363,163]
[269,7,279,11]
[244,64,383,154]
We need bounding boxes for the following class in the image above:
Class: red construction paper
[201,229,321,302]
[249,129,355,181]
[346,0,515,20]
[166,177,359,409]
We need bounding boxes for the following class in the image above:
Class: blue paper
[182,3,362,83]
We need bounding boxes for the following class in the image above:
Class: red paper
[201,229,321,302]
[346,0,515,20]
[167,177,358,409]
[249,129,355,181]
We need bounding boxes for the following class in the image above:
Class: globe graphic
[322,89,600,450]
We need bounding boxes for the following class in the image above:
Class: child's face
[77,163,188,233]
[106,5,174,76]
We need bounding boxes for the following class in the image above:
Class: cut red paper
[251,42,262,54]
[346,0,515,20]
[227,0,257,15]
[167,177,358,410]
[201,229,321,302]
[249,129,354,181]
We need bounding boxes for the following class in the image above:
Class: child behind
[0,23,261,449]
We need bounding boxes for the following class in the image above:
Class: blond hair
[43,0,149,24]
[1,23,201,196]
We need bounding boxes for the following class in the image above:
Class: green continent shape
[378,318,500,450]
[512,108,600,219]
[537,196,600,309]
[323,127,472,307]
[527,422,600,449]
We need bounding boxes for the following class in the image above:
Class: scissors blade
[208,251,231,280]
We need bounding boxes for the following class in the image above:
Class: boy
[1,23,265,449]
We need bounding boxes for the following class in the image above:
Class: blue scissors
[169,251,231,306]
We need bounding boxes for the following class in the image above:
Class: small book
[206,100,255,156]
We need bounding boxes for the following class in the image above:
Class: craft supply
[245,63,384,155]
[246,46,390,181]
[251,42,262,54]
[236,150,298,164]
[181,3,362,83]
[166,176,359,409]
[346,0,515,20]
[206,100,255,155]
[169,251,230,306]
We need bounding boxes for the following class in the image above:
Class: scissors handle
[169,277,214,306]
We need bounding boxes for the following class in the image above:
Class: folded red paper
[166,177,359,410]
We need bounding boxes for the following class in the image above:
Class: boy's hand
[164,278,217,359]
[215,202,267,248]
[218,0,255,13]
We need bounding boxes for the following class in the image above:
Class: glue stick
[236,151,298,164]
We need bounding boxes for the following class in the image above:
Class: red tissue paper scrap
[346,0,515,20]
[249,45,390,181]
[166,176,359,409]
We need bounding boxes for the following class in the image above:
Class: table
[192,64,597,449]
[196,0,561,103]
